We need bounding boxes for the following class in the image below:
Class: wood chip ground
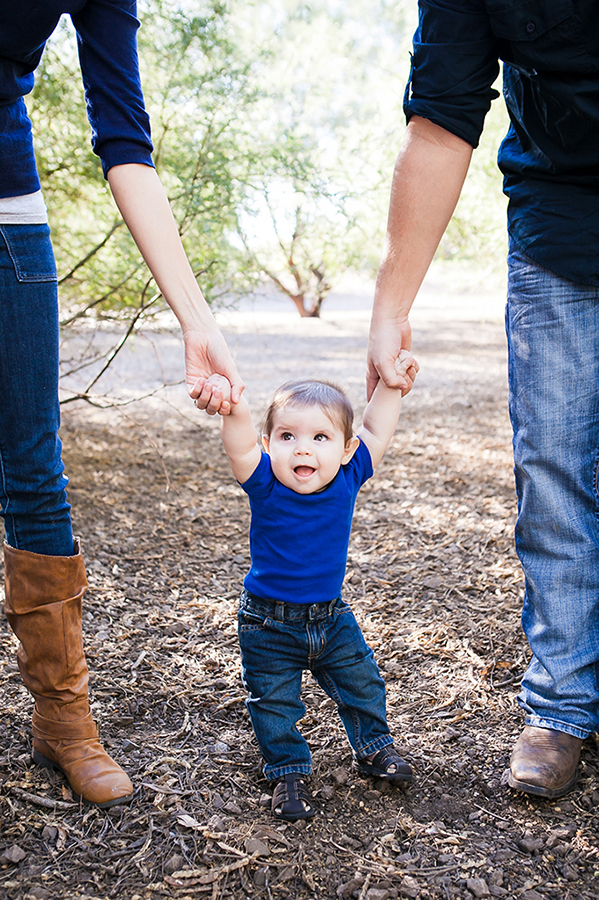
[1,292,598,899]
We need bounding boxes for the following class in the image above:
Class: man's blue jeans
[0,224,73,556]
[238,590,393,780]
[506,240,599,739]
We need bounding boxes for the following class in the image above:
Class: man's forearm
[366,117,473,397]
[373,116,473,324]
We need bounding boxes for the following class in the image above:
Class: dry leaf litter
[1,292,598,899]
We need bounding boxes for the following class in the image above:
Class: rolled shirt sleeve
[72,0,154,176]
[403,0,500,148]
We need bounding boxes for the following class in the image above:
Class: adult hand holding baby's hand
[191,373,232,416]
[367,315,415,399]
[395,349,419,396]
[182,320,243,418]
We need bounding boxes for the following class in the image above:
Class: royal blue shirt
[0,0,154,199]
[404,0,599,286]
[240,439,374,605]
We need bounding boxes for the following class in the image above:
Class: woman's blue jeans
[0,224,74,556]
[506,240,599,738]
[238,590,393,780]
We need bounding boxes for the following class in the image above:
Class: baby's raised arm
[358,350,418,468]
[198,375,262,484]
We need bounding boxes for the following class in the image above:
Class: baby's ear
[262,434,270,453]
[342,435,360,464]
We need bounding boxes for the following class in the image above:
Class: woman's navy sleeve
[404,0,501,148]
[71,0,154,176]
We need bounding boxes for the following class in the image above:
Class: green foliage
[234,0,414,312]
[29,0,508,326]
[30,0,266,318]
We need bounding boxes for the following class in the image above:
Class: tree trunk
[291,294,321,318]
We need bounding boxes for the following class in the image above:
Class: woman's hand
[185,330,243,415]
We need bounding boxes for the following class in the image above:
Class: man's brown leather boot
[4,540,133,808]
[508,725,583,798]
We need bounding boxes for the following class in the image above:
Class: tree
[234,0,414,316]
[30,1,265,319]
[29,1,270,402]
[29,0,507,387]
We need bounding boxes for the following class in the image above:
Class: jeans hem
[523,713,591,741]
[353,734,393,759]
[264,763,312,781]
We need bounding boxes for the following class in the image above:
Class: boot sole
[353,762,413,782]
[33,749,133,809]
[507,768,578,799]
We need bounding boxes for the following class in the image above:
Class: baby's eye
[314,433,328,442]
[281,432,294,441]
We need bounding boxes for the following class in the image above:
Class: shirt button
[526,21,536,33]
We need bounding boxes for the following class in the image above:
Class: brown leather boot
[508,725,583,798]
[3,540,133,808]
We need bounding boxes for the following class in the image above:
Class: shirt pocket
[486,0,591,151]
[486,0,578,75]
[485,0,574,46]
[0,224,57,283]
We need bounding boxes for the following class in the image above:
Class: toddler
[196,357,417,821]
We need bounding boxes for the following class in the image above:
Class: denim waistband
[240,589,339,623]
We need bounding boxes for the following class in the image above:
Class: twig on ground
[8,785,76,811]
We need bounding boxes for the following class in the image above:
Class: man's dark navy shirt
[404,0,599,286]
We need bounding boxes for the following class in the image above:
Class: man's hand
[366,316,414,400]
[366,117,472,402]
[396,346,419,390]
[359,346,418,468]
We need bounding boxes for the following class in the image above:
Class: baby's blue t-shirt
[240,438,373,604]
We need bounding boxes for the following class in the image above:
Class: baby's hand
[395,349,419,396]
[193,374,232,416]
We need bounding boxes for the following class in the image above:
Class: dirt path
[1,272,598,900]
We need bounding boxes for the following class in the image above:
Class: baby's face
[263,404,357,494]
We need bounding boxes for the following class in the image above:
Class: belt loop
[328,597,337,615]
[275,601,285,622]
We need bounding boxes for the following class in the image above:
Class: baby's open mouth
[294,465,316,477]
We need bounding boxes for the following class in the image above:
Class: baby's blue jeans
[238,589,393,780]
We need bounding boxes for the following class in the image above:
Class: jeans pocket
[332,598,351,620]
[0,224,57,283]
[238,608,268,633]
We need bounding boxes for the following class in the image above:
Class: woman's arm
[107,163,244,412]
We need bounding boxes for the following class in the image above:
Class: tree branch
[58,220,125,285]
